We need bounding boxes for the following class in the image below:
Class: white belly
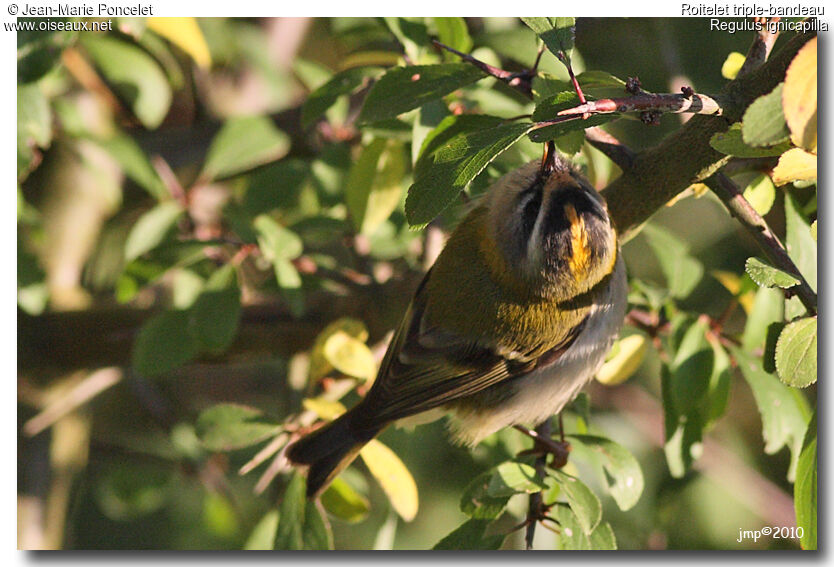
[445,256,628,446]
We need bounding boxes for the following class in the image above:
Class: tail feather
[287,411,381,497]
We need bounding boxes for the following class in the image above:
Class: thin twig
[24,368,123,437]
[705,173,817,314]
[432,39,534,97]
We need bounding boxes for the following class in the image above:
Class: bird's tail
[286,410,382,498]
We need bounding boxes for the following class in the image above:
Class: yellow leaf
[782,37,817,152]
[771,148,817,186]
[309,318,369,382]
[148,17,212,69]
[596,334,649,386]
[323,331,377,382]
[302,398,346,421]
[360,440,418,521]
[721,51,746,80]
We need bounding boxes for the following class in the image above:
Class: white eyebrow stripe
[526,191,550,265]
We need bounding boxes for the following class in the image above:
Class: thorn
[625,76,642,95]
[640,110,662,125]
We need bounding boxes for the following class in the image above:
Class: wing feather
[355,270,586,428]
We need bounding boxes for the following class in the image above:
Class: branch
[432,39,534,97]
[706,173,817,313]
[737,18,781,77]
[601,28,816,238]
[557,91,724,118]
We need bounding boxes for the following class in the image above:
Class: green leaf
[17,83,51,181]
[200,116,290,181]
[742,83,790,147]
[553,505,617,550]
[302,67,382,129]
[433,519,505,550]
[124,201,184,262]
[80,34,172,129]
[416,113,503,163]
[742,286,784,352]
[642,223,704,299]
[745,257,800,289]
[529,90,617,143]
[243,159,310,216]
[274,472,306,550]
[810,220,817,242]
[358,63,485,124]
[555,130,585,156]
[406,120,533,226]
[302,500,333,550]
[244,509,279,550]
[190,264,241,353]
[95,133,168,199]
[521,17,575,62]
[487,462,546,497]
[795,413,817,550]
[195,403,280,452]
[459,472,511,520]
[710,123,792,158]
[775,317,817,388]
[345,139,406,235]
[742,173,776,216]
[17,24,77,84]
[383,17,430,62]
[733,348,810,481]
[94,462,173,521]
[705,336,733,426]
[132,310,200,377]
[320,477,370,523]
[254,214,303,261]
[784,193,817,318]
[568,435,644,511]
[434,17,473,56]
[661,362,703,478]
[671,319,713,413]
[550,470,602,535]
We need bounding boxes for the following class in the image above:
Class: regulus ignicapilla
[287,153,628,497]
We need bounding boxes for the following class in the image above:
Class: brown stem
[705,173,817,314]
[432,39,536,98]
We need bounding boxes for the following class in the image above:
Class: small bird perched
[287,153,628,498]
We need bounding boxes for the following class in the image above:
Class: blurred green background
[17,17,809,550]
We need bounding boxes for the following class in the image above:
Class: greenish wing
[355,271,586,427]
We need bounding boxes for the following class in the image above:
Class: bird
[287,151,628,498]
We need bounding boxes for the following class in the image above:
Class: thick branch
[706,173,817,314]
[601,29,815,238]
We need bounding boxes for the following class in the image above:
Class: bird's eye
[518,188,542,239]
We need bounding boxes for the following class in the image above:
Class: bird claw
[516,434,571,469]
